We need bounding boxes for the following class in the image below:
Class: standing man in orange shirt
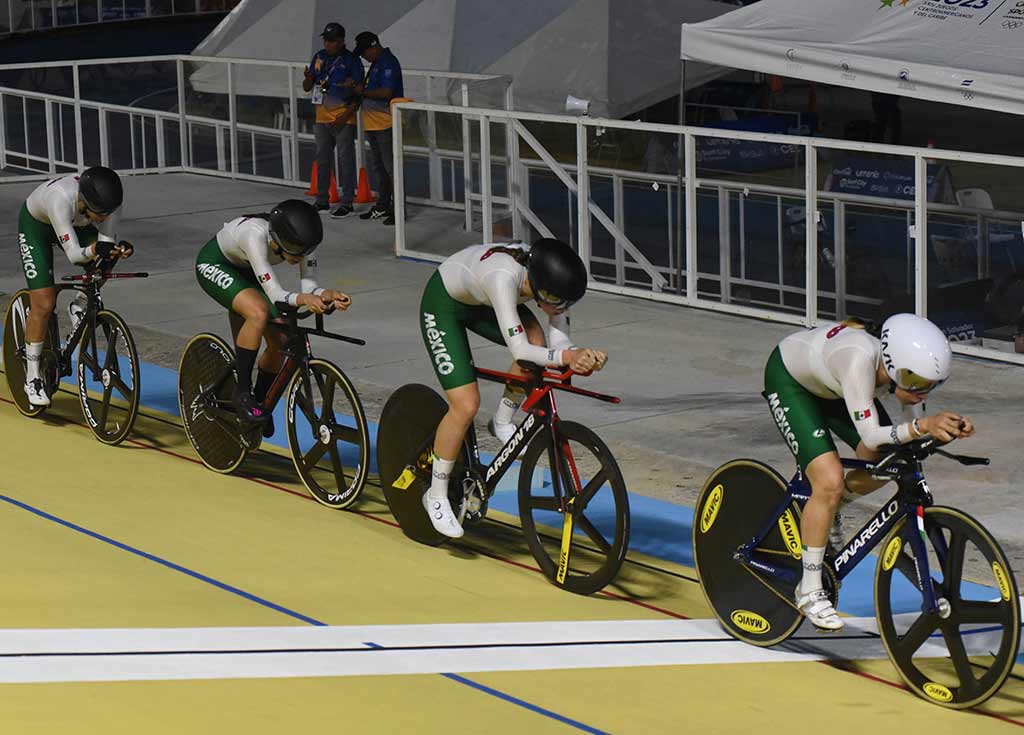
[303,22,363,219]
[350,31,403,226]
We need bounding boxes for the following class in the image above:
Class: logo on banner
[785,47,802,73]
[878,0,910,8]
[839,59,856,81]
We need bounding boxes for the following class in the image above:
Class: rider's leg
[255,327,287,401]
[491,306,542,442]
[799,451,845,629]
[229,289,271,421]
[23,287,56,404]
[425,382,479,538]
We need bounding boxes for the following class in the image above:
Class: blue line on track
[1,494,610,733]
[440,673,612,735]
[0,494,327,627]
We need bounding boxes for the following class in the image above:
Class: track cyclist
[763,314,974,631]
[16,166,134,406]
[418,238,608,539]
[194,199,351,434]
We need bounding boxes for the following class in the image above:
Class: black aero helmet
[79,166,123,215]
[527,238,587,307]
[269,199,323,256]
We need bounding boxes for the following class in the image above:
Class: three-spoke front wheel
[875,506,1020,709]
[286,359,369,509]
[77,309,140,445]
[517,421,629,595]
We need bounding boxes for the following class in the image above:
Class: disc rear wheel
[693,460,812,646]
[178,333,246,473]
[3,290,58,417]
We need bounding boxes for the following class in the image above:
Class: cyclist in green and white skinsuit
[419,239,608,538]
[763,314,974,631]
[17,167,134,406]
[195,199,351,433]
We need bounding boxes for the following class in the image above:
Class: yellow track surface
[2,382,1024,734]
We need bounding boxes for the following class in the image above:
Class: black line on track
[0,632,884,659]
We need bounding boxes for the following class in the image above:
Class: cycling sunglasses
[894,368,945,395]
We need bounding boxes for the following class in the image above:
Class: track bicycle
[177,302,370,509]
[693,437,1020,709]
[2,260,146,445]
[377,363,630,595]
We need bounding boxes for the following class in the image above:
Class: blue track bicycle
[693,436,1020,709]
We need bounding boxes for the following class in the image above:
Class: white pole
[914,154,928,316]
[176,58,188,167]
[575,119,591,275]
[393,106,406,256]
[480,114,493,242]
[227,62,238,176]
[72,63,84,172]
[804,143,819,326]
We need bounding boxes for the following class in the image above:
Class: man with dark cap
[303,22,364,218]
[348,31,403,226]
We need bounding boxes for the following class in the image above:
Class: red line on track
[6,394,1023,725]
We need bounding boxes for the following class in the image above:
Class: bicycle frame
[196,308,364,438]
[410,365,620,510]
[51,267,147,383]
[738,456,944,615]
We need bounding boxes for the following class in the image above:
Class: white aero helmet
[879,313,952,393]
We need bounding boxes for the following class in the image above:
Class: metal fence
[0,54,513,187]
[392,102,1024,366]
[1,52,1021,365]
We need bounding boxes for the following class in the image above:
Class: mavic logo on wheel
[993,561,1012,602]
[700,484,723,534]
[881,536,902,571]
[730,610,770,634]
[484,412,535,483]
[196,262,235,290]
[835,499,900,570]
[19,234,38,280]
[423,312,455,376]
[767,392,799,455]
[778,510,802,558]
[923,682,953,703]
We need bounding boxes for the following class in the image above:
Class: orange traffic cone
[306,162,340,204]
[355,167,375,204]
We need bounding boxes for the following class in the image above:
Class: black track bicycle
[377,363,630,595]
[177,303,370,509]
[2,261,146,445]
[693,437,1020,709]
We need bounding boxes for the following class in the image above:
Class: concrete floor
[3,171,1023,573]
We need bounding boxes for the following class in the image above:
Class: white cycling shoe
[487,418,517,445]
[24,378,50,406]
[423,493,464,538]
[796,587,843,631]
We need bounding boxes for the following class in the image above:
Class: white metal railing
[0,55,513,188]
[391,101,1024,366]
[2,53,1021,365]
[1,0,233,37]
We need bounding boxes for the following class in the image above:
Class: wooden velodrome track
[2,370,1024,734]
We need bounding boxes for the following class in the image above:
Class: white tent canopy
[680,0,1024,116]
[191,0,733,117]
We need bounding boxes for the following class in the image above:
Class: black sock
[235,347,258,394]
[254,369,276,404]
